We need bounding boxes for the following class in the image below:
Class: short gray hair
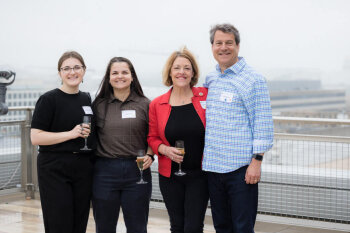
[210,23,240,45]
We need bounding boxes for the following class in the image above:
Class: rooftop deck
[0,193,348,233]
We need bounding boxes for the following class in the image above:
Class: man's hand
[245,159,262,184]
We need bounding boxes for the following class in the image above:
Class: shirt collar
[159,87,203,104]
[159,88,172,104]
[107,90,138,103]
[215,56,246,75]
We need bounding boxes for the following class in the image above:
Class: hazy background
[1,0,350,94]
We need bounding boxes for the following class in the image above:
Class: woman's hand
[70,124,90,139]
[143,155,153,170]
[159,145,184,164]
[80,123,91,138]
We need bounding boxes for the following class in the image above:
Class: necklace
[170,91,193,106]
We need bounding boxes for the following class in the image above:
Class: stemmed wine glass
[136,150,148,184]
[174,140,186,176]
[80,115,91,151]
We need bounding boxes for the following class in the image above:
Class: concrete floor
[147,207,348,233]
[0,194,348,233]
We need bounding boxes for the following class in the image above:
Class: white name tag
[219,92,233,103]
[122,110,136,118]
[200,101,206,109]
[82,106,93,115]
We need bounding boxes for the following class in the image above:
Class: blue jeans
[207,165,258,233]
[92,157,152,233]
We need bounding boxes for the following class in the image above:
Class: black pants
[159,170,209,233]
[37,152,93,233]
[92,157,152,233]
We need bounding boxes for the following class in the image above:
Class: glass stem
[179,163,182,172]
[84,138,88,147]
[140,170,143,181]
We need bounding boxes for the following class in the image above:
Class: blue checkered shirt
[202,57,274,173]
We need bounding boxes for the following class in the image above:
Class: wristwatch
[252,154,263,161]
[146,153,155,162]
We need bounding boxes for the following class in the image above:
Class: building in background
[1,87,44,121]
[268,80,347,118]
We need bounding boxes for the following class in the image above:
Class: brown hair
[162,47,199,87]
[94,57,145,101]
[57,51,86,71]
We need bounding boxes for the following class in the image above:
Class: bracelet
[146,153,155,161]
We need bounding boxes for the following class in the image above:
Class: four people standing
[148,47,209,233]
[30,23,273,233]
[202,24,274,233]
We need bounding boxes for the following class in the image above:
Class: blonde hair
[162,47,199,87]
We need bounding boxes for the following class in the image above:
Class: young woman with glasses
[31,51,95,233]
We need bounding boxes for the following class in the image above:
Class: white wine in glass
[136,150,147,184]
[174,140,186,176]
[136,157,144,170]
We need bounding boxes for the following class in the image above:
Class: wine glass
[174,140,186,176]
[136,150,147,184]
[80,115,91,151]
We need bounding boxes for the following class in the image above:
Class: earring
[82,79,84,83]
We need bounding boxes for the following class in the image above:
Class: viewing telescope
[0,70,16,115]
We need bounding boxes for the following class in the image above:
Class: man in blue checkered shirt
[202,23,274,233]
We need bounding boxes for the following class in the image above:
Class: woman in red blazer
[148,47,209,233]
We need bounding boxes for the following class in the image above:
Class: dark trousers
[92,157,152,233]
[207,165,258,233]
[37,152,93,233]
[159,171,209,233]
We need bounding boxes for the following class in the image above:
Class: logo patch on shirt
[219,92,233,103]
[122,110,136,118]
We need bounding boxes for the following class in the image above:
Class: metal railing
[0,108,349,225]
[151,116,350,225]
[262,117,350,224]
[0,107,37,199]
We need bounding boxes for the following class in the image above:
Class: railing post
[32,138,38,194]
[20,119,27,193]
[24,108,35,199]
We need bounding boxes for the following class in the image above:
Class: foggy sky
[1,0,350,89]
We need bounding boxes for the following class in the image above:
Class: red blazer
[148,87,208,177]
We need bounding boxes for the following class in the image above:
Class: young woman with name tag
[148,47,209,233]
[92,57,154,233]
[30,51,95,233]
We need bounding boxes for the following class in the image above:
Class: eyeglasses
[60,65,85,74]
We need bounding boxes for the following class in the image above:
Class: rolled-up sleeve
[243,77,274,154]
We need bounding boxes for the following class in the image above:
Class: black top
[165,103,205,172]
[31,88,96,153]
